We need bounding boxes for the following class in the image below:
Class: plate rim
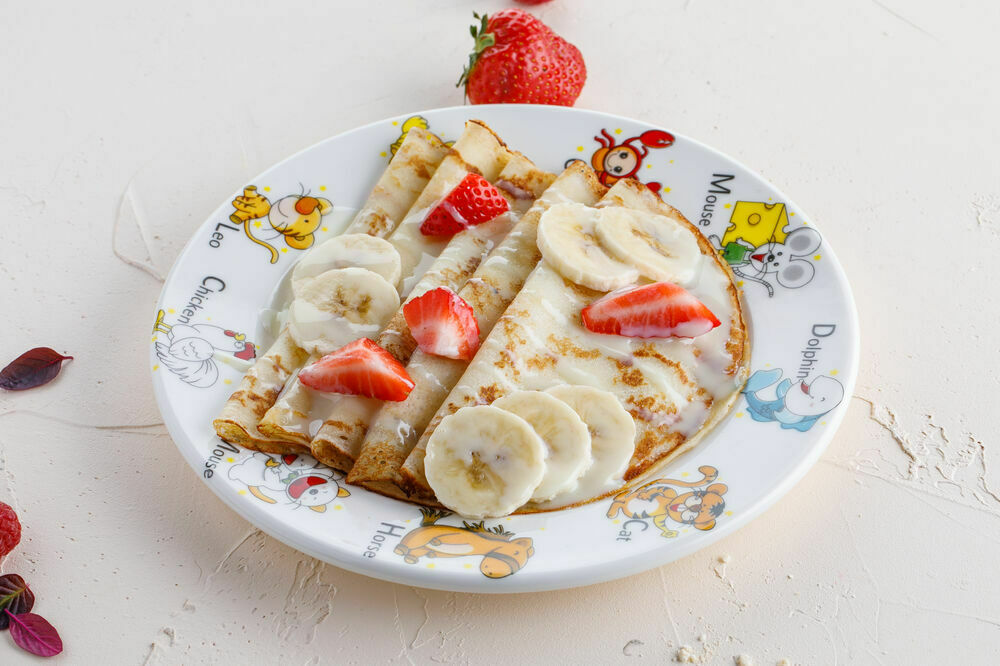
[151,103,860,593]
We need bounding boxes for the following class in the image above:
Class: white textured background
[2,0,998,663]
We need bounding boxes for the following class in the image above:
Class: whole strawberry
[0,501,21,561]
[458,10,586,106]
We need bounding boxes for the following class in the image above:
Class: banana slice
[292,233,402,294]
[545,385,636,493]
[288,267,400,355]
[594,207,702,285]
[537,202,639,292]
[424,405,546,519]
[493,390,592,501]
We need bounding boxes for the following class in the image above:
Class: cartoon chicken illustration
[152,309,256,388]
[229,186,334,263]
[227,452,349,513]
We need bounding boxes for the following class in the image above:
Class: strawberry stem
[457,12,494,96]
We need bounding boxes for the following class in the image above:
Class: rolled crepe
[342,162,608,498]
[398,178,750,503]
[252,121,519,455]
[298,155,557,477]
[212,127,448,452]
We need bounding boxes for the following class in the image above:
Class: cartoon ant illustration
[152,309,256,388]
[708,201,822,297]
[742,368,844,432]
[227,452,349,512]
[570,128,675,194]
[229,185,333,264]
[394,508,535,579]
[606,466,727,539]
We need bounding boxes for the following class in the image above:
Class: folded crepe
[259,152,554,465]
[349,161,607,499]
[399,178,750,506]
[213,127,448,452]
[237,120,520,455]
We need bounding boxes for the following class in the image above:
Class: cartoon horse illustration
[394,508,535,579]
[152,309,256,388]
[229,185,334,263]
[573,128,675,194]
[606,466,728,538]
[227,452,349,513]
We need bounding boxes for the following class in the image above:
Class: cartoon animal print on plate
[394,508,535,579]
[152,309,256,388]
[742,368,844,432]
[228,452,349,512]
[389,115,452,158]
[708,201,822,297]
[606,466,728,538]
[229,185,333,263]
[568,128,674,194]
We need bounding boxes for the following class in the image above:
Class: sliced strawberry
[403,287,481,360]
[581,282,721,339]
[419,173,510,237]
[299,338,414,401]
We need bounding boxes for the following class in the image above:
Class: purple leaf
[0,574,35,630]
[5,611,63,657]
[0,348,73,391]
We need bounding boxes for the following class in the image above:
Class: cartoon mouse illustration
[709,225,822,297]
[576,128,675,194]
[229,186,333,263]
[227,452,349,512]
[742,368,844,432]
[152,309,256,388]
[394,508,535,578]
[606,466,727,539]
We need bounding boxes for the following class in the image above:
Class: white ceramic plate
[151,105,858,593]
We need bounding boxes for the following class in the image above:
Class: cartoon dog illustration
[227,452,349,512]
[394,508,535,579]
[606,466,727,538]
[229,185,333,263]
[152,309,256,388]
[574,128,675,194]
[709,201,822,296]
[742,368,844,432]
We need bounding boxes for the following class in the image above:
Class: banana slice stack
[537,203,703,290]
[424,386,636,518]
[287,234,404,355]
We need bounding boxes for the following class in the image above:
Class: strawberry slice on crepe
[420,173,510,236]
[581,282,721,339]
[299,338,415,401]
[403,287,481,360]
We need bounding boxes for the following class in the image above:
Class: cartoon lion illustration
[606,466,727,538]
[394,508,535,579]
[229,185,333,263]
